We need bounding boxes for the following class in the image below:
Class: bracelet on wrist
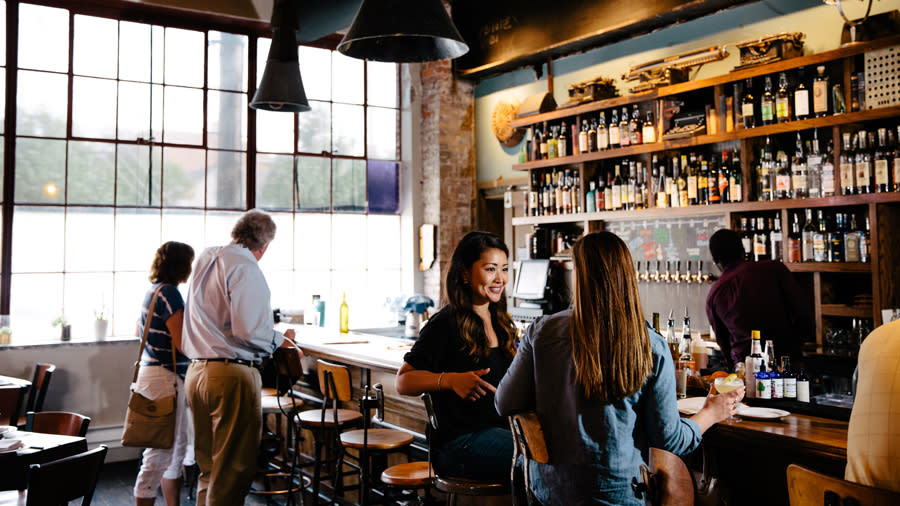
[437,372,444,391]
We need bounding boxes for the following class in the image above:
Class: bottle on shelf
[807,129,823,199]
[840,132,855,195]
[597,113,609,151]
[787,213,802,262]
[609,110,621,148]
[612,165,623,210]
[604,172,613,210]
[665,310,679,362]
[616,107,629,147]
[893,126,900,192]
[782,356,797,399]
[527,171,539,217]
[561,169,572,214]
[741,77,756,128]
[572,169,581,213]
[759,137,775,201]
[625,162,637,210]
[796,368,810,403]
[677,309,695,398]
[585,181,597,213]
[709,156,721,204]
[844,214,860,263]
[822,139,836,197]
[719,151,731,204]
[554,169,564,215]
[775,72,792,123]
[855,130,872,194]
[745,330,765,398]
[753,216,771,261]
[761,75,776,125]
[775,151,792,200]
[542,171,553,216]
[548,125,559,159]
[730,150,743,202]
[813,65,829,117]
[642,110,657,144]
[654,155,667,209]
[802,208,816,262]
[794,67,810,121]
[596,176,606,212]
[687,154,699,206]
[859,215,870,263]
[770,216,783,262]
[559,121,568,157]
[812,209,829,262]
[532,125,543,162]
[791,132,808,199]
[637,163,647,210]
[874,127,890,193]
[829,212,845,263]
[740,217,753,261]
[630,104,643,145]
[340,292,349,333]
[676,157,689,208]
[539,125,549,160]
[698,157,710,205]
[589,117,599,152]
[579,120,590,154]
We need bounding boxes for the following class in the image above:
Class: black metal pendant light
[338,0,469,63]
[250,0,310,112]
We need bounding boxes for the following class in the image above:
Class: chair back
[0,384,27,426]
[641,448,694,506]
[26,411,91,437]
[509,412,548,506]
[26,445,108,506]
[273,346,303,395]
[26,363,56,414]
[786,464,900,506]
[316,359,352,402]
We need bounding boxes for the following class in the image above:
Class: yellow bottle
[339,293,349,333]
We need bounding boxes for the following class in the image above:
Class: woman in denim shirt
[496,232,743,505]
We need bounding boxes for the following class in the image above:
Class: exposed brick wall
[420,60,475,306]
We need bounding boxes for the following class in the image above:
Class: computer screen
[513,259,550,300]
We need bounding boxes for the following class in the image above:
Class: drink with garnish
[714,373,745,422]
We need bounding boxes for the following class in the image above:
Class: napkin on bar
[0,438,23,452]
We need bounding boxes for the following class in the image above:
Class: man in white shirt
[182,209,296,506]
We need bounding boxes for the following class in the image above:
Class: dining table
[0,375,31,426]
[0,430,88,491]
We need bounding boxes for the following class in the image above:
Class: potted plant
[0,326,10,345]
[94,308,109,341]
[52,315,71,341]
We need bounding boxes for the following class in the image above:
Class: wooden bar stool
[633,448,695,506]
[509,412,548,506]
[786,464,900,506]
[380,461,433,505]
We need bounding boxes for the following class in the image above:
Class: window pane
[299,46,330,101]
[164,27,204,87]
[115,208,161,271]
[207,150,245,209]
[297,100,331,154]
[163,147,205,207]
[333,158,365,213]
[264,212,293,271]
[331,214,366,269]
[117,144,161,206]
[113,271,146,336]
[161,209,204,247]
[152,26,165,84]
[119,21,151,82]
[10,273,63,341]
[209,31,247,92]
[64,273,114,339]
[68,141,115,205]
[65,208,114,272]
[117,81,156,141]
[367,61,398,107]
[294,214,331,270]
[208,90,247,150]
[256,154,293,210]
[0,3,5,67]
[332,52,363,104]
[296,156,329,212]
[256,109,294,153]
[256,37,269,88]
[15,138,66,204]
[164,86,203,145]
[332,104,364,157]
[72,77,117,139]
[367,215,401,268]
[12,206,64,273]
[367,268,402,326]
[17,70,67,137]
[367,106,398,160]
[205,210,239,248]
[73,15,118,78]
[18,4,68,72]
[367,161,399,214]
[0,69,6,134]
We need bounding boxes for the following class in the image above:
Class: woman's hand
[692,385,745,432]
[447,368,496,402]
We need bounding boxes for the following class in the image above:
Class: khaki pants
[186,360,262,506]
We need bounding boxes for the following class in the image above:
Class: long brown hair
[444,231,516,358]
[571,232,651,401]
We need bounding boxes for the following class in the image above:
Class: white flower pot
[94,319,108,341]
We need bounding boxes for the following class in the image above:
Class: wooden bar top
[710,413,848,461]
[278,324,411,373]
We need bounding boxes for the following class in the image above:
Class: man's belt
[191,358,259,367]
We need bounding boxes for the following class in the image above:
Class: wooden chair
[16,363,56,428]
[786,464,900,506]
[509,412,549,506]
[25,411,91,437]
[24,445,107,506]
[0,384,27,427]
[635,448,695,506]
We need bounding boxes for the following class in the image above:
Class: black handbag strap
[131,285,176,384]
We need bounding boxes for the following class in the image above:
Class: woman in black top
[396,231,517,481]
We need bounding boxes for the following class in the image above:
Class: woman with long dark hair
[396,231,517,481]
[496,232,742,505]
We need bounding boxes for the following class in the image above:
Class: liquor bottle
[794,67,810,121]
[340,293,349,333]
[812,209,829,262]
[719,151,730,203]
[770,216,783,261]
[761,75,776,125]
[542,172,553,216]
[668,156,679,208]
[813,66,829,117]
[561,169,572,214]
[775,72,792,123]
[698,158,710,205]
[604,173,613,210]
[554,169,564,215]
[547,126,559,159]
[597,113,609,150]
[611,165,623,210]
[539,126,549,160]
[766,340,783,399]
[787,213,802,262]
[709,156,721,204]
[781,356,797,399]
[807,130,823,198]
[679,308,693,364]
[840,132,855,195]
[528,171,540,217]
[802,209,816,262]
[687,154,699,206]
[676,157,689,208]
[579,120,589,154]
[796,368,810,403]
[625,162,637,210]
[753,216,770,261]
[741,77,756,128]
[666,310,679,362]
[630,105,643,145]
[859,215,870,262]
[775,152,792,200]
[533,126,543,162]
[637,164,647,210]
[829,212,845,262]
[894,126,900,192]
[609,110,620,148]
[740,217,753,261]
[572,170,581,213]
[730,150,743,203]
[596,177,606,212]
[619,107,631,147]
[855,131,872,194]
[745,330,765,398]
[760,137,774,201]
[588,118,599,152]
[822,139,836,197]
[844,214,860,263]
[585,181,597,213]
[642,111,657,144]
[791,132,809,198]
[654,155,668,208]
[558,121,568,157]
[874,127,890,193]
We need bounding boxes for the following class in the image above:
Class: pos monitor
[513,259,551,302]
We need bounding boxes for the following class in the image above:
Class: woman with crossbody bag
[133,241,195,506]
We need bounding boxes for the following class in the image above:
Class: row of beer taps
[635,260,716,284]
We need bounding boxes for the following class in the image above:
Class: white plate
[677,397,708,415]
[0,425,11,434]
[737,406,790,420]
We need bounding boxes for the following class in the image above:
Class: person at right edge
[182,209,297,506]
[706,228,814,370]
[495,232,742,505]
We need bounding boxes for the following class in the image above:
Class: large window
[6,1,402,342]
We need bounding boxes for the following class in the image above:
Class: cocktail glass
[714,376,744,423]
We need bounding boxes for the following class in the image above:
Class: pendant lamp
[338,0,469,62]
[250,0,310,112]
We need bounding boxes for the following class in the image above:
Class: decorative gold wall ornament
[491,96,525,147]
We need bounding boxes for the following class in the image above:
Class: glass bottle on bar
[782,356,797,399]
[761,75,776,125]
[527,171,539,217]
[796,368,810,403]
[666,310,679,363]
[874,127,890,193]
[807,130,823,199]
[604,172,613,210]
[855,131,872,194]
[745,330,765,398]
[794,67,810,121]
[791,132,808,198]
[765,340,782,399]
[859,216,870,263]
[676,309,695,399]
[585,181,597,213]
[840,132,855,195]
[554,169,564,215]
[813,65,829,117]
[609,110,620,149]
[742,77,756,128]
[619,107,631,147]
[654,155,668,208]
[572,170,581,213]
[561,169,572,214]
[532,125,543,161]
[775,72,792,123]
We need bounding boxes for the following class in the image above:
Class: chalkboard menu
[451,0,755,79]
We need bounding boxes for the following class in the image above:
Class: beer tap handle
[674,261,682,283]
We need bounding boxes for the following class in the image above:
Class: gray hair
[231,209,276,251]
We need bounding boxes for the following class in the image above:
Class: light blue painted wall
[474,0,898,182]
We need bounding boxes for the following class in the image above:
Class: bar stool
[508,412,548,506]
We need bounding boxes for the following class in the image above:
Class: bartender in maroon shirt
[706,229,814,370]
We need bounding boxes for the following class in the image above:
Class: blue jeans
[433,427,514,482]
